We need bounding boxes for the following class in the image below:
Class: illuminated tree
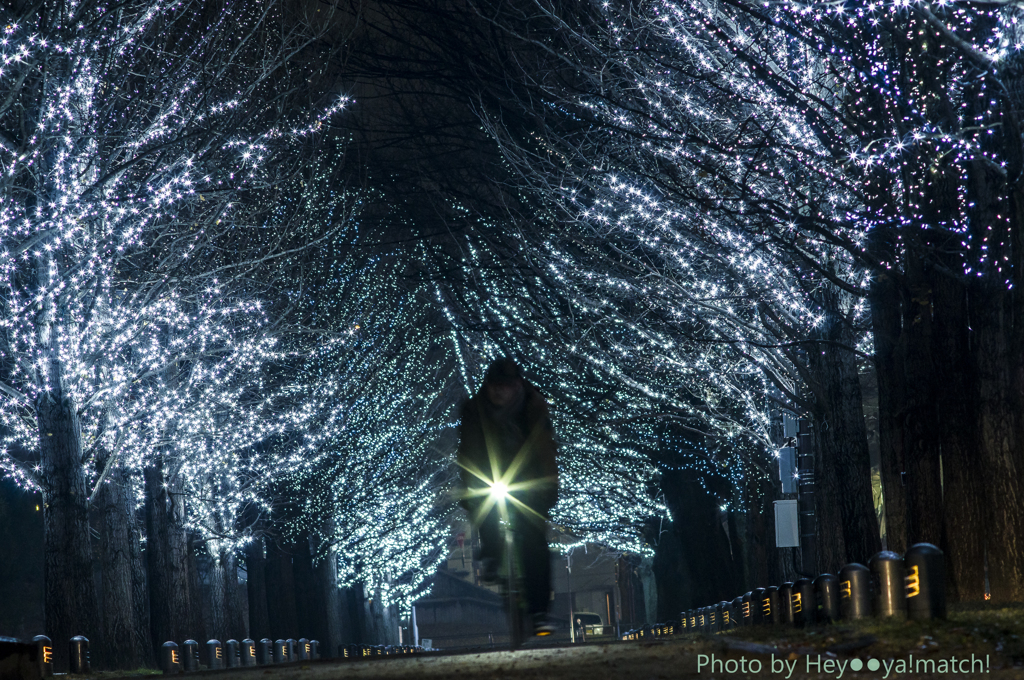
[449,0,1024,598]
[0,0,348,665]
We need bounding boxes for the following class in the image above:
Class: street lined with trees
[1,0,1022,668]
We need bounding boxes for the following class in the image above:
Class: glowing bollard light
[792,579,815,627]
[763,586,782,625]
[241,639,256,667]
[741,592,753,626]
[905,543,946,620]
[273,640,287,664]
[32,635,53,677]
[161,641,181,675]
[870,551,906,618]
[838,564,871,620]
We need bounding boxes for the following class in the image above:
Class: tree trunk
[265,539,299,640]
[245,538,270,642]
[932,274,985,601]
[37,392,99,672]
[971,288,1024,601]
[222,549,247,642]
[206,548,226,642]
[312,532,342,658]
[293,537,316,639]
[870,269,909,554]
[96,462,146,669]
[808,312,881,571]
[145,462,195,654]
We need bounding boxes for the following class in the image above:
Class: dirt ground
[85,605,1024,680]
[157,634,1019,680]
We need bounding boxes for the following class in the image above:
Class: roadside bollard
[905,542,945,620]
[310,640,320,660]
[905,543,946,620]
[741,592,753,626]
[225,640,239,668]
[678,612,687,632]
[273,640,287,664]
[182,640,199,672]
[838,563,871,620]
[716,601,728,630]
[870,551,906,618]
[689,610,697,631]
[814,574,839,623]
[206,640,223,670]
[161,641,181,675]
[69,636,90,674]
[257,639,272,665]
[32,635,53,677]
[792,579,815,627]
[241,639,256,667]
[764,586,782,625]
[710,604,720,633]
[779,582,795,624]
[298,638,310,661]
[286,639,297,662]
[731,597,743,628]
[751,588,766,625]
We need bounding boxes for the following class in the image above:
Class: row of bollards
[621,543,945,641]
[31,635,90,675]
[338,644,421,660]
[28,633,423,676]
[161,638,320,673]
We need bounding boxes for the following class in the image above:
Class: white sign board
[774,499,799,548]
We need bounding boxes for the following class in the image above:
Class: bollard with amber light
[905,543,946,620]
[241,639,256,667]
[298,638,310,661]
[182,640,199,672]
[751,588,766,625]
[273,640,287,664]
[714,601,726,631]
[813,574,839,623]
[870,551,906,618]
[838,563,871,620]
[225,640,239,668]
[32,635,53,677]
[257,639,272,665]
[764,586,782,625]
[689,610,697,631]
[741,592,753,626]
[69,636,90,674]
[161,641,181,674]
[206,640,223,670]
[792,579,815,626]
[779,582,795,625]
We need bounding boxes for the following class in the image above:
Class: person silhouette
[457,358,559,636]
